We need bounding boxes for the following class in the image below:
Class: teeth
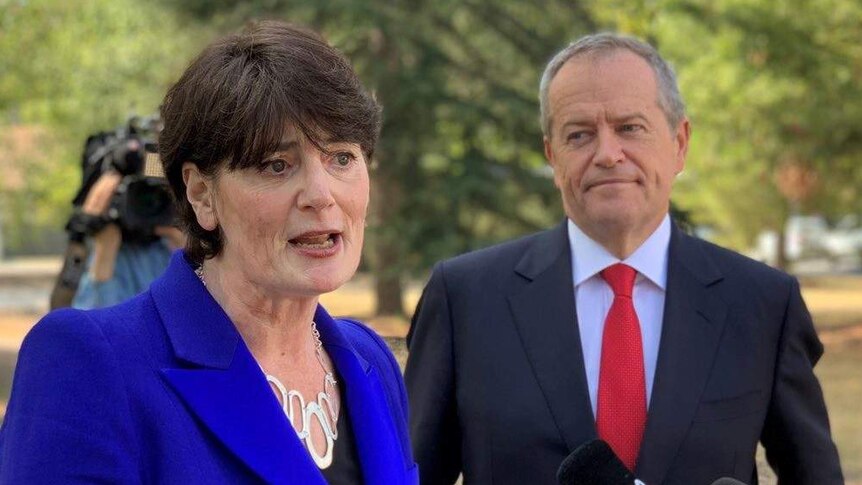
[293,235,335,249]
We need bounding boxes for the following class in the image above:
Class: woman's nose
[297,159,336,211]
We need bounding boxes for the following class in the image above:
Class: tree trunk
[370,166,405,316]
[776,224,788,271]
[374,255,404,316]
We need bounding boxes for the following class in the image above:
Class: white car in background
[820,215,862,261]
[751,215,862,270]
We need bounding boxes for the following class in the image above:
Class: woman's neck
[199,257,319,365]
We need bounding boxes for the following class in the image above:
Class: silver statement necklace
[195,265,340,469]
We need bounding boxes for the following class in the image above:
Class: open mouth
[289,232,340,249]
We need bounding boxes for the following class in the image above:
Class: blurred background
[1,0,860,481]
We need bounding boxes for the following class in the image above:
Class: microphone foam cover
[557,439,635,485]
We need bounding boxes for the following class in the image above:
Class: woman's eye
[335,152,354,167]
[269,159,287,173]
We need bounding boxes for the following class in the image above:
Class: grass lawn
[817,340,862,482]
[801,274,862,329]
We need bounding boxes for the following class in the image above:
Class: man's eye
[620,124,643,133]
[567,131,589,142]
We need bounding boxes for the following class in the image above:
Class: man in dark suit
[405,33,843,484]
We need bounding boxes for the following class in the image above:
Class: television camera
[50,116,175,309]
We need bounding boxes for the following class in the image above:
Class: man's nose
[593,129,624,168]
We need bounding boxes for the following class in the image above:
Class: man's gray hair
[539,32,686,137]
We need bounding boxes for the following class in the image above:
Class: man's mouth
[587,179,637,190]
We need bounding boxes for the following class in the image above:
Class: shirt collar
[568,214,671,290]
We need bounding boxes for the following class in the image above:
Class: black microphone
[557,439,641,485]
[710,479,747,485]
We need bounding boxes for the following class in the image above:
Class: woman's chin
[275,252,360,297]
[299,269,354,296]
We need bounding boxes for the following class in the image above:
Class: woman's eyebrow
[273,140,300,152]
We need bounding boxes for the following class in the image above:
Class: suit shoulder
[337,318,408,416]
[438,229,553,276]
[24,293,159,357]
[338,318,402,374]
[690,235,795,287]
[22,307,100,350]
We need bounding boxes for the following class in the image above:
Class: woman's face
[203,126,369,297]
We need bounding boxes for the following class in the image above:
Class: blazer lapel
[507,222,597,452]
[313,306,410,485]
[636,226,728,484]
[151,252,326,485]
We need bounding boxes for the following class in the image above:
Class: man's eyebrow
[609,112,650,124]
[558,112,651,130]
[558,118,593,131]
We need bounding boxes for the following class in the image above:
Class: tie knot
[600,263,637,297]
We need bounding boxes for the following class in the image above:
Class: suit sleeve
[0,309,139,483]
[760,278,843,484]
[405,263,462,485]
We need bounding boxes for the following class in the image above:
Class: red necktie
[596,263,647,472]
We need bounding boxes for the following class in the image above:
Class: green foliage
[658,0,862,248]
[4,0,862,275]
[161,0,591,277]
[0,0,210,255]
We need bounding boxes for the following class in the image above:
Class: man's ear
[674,117,691,174]
[182,162,218,231]
[544,135,563,189]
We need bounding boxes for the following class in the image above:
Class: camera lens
[128,179,171,217]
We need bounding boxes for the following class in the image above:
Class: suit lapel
[636,226,728,484]
[151,252,326,485]
[507,222,597,452]
[160,349,325,485]
[314,306,409,484]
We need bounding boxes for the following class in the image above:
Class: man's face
[543,50,689,242]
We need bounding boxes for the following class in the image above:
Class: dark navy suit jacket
[406,220,843,484]
[0,251,417,484]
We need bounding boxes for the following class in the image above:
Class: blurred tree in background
[661,0,862,265]
[163,0,587,314]
[0,0,207,253]
[2,0,861,314]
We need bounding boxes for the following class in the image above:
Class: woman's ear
[182,162,218,231]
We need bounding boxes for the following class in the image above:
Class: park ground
[0,260,860,482]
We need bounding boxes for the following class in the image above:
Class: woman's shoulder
[23,292,158,357]
[334,318,405,391]
[335,318,399,367]
[334,318,409,432]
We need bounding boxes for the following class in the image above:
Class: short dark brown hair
[159,20,381,264]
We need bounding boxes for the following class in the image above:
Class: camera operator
[50,116,184,310]
[71,169,184,309]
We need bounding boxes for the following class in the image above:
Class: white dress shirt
[568,214,671,416]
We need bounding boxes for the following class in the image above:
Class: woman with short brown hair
[0,21,417,484]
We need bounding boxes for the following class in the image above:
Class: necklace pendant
[255,320,339,470]
[304,399,335,469]
[265,374,339,470]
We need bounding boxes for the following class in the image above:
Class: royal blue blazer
[0,251,417,484]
